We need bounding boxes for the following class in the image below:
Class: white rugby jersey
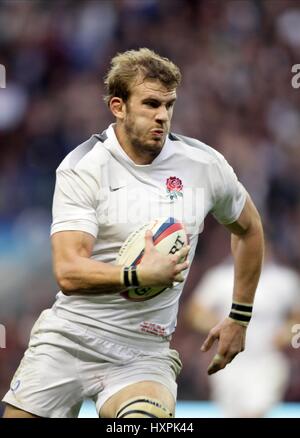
[51,124,246,344]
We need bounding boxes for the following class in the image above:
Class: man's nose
[155,105,169,122]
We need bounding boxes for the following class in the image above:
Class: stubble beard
[124,118,165,159]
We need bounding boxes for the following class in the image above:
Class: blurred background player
[185,241,300,417]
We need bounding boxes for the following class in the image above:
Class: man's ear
[109,97,126,120]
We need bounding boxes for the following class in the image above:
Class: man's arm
[227,194,264,305]
[52,229,189,295]
[52,231,124,295]
[201,194,264,374]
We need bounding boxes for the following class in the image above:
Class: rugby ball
[116,217,188,302]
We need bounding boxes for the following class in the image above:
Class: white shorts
[2,309,182,418]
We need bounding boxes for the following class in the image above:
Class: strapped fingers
[211,353,226,366]
[207,353,226,375]
[214,353,226,362]
[227,350,239,364]
[207,350,240,375]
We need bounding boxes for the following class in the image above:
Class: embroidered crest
[166,176,183,200]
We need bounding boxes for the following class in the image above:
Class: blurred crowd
[0,0,300,407]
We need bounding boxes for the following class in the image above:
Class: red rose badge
[166,176,183,200]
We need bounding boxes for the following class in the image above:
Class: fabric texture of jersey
[50,124,247,344]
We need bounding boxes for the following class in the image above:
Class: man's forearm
[231,220,264,304]
[53,229,190,296]
[55,257,125,295]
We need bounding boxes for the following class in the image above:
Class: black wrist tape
[123,267,131,287]
[131,266,140,287]
[229,301,253,327]
[123,266,140,287]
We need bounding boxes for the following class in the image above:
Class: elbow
[248,202,264,238]
[242,211,264,239]
[54,266,78,295]
[249,214,264,241]
[58,278,75,296]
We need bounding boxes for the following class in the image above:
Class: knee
[115,396,173,418]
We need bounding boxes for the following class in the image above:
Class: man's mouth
[151,129,164,137]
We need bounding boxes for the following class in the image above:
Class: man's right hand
[137,230,190,288]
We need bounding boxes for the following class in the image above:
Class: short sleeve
[51,168,99,237]
[210,155,247,225]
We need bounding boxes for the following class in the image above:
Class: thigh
[3,310,99,418]
[100,380,175,418]
[2,344,83,418]
[94,347,181,418]
[3,404,40,418]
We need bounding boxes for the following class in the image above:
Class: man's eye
[145,101,159,108]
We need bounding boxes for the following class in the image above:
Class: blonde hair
[103,48,181,106]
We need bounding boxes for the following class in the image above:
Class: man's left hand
[200,317,247,375]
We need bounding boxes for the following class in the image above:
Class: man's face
[123,79,177,156]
